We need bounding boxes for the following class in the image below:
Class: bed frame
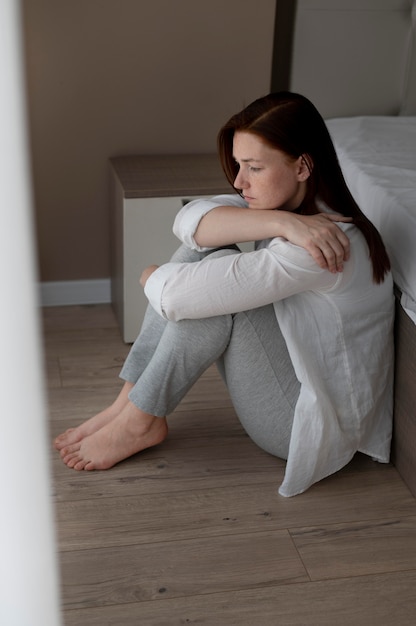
[275,0,416,496]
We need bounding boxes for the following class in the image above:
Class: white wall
[290,0,414,118]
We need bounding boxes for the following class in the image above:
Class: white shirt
[145,195,395,497]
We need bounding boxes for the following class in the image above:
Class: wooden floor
[44,304,416,626]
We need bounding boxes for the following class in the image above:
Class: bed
[326,116,416,497]
[326,116,416,324]
[278,0,416,496]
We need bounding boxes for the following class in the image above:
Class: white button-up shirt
[145,195,395,497]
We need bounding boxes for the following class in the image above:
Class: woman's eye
[249,166,261,172]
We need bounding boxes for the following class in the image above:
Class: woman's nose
[234,170,247,189]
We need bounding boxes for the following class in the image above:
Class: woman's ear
[298,154,313,181]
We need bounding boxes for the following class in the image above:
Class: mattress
[326,116,416,323]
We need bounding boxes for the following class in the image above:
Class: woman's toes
[54,429,74,450]
[60,443,81,463]
[67,455,86,469]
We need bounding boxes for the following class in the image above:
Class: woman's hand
[280,212,352,273]
[140,264,159,288]
[192,204,351,273]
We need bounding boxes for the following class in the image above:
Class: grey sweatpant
[119,245,299,460]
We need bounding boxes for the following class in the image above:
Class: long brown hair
[218,92,390,283]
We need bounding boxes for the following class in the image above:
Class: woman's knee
[169,243,241,264]
[169,244,205,264]
[165,313,233,347]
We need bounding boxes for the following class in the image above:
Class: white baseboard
[39,279,111,307]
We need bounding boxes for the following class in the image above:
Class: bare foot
[59,401,168,470]
[54,382,133,451]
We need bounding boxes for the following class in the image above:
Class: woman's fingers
[309,214,351,271]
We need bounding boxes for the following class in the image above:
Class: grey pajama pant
[119,244,300,460]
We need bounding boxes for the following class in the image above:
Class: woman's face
[232,131,310,211]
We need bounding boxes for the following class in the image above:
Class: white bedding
[326,116,416,323]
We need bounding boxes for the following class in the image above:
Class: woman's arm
[142,241,340,322]
[195,206,352,273]
[172,195,245,251]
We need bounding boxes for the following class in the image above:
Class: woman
[55,92,394,497]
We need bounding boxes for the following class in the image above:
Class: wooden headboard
[272,0,416,119]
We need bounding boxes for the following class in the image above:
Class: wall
[22,0,276,283]
[289,0,414,119]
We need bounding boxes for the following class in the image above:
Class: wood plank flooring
[44,305,416,626]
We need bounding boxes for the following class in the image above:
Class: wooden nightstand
[110,154,232,342]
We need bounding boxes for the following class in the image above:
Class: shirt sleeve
[144,238,340,321]
[173,194,247,251]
